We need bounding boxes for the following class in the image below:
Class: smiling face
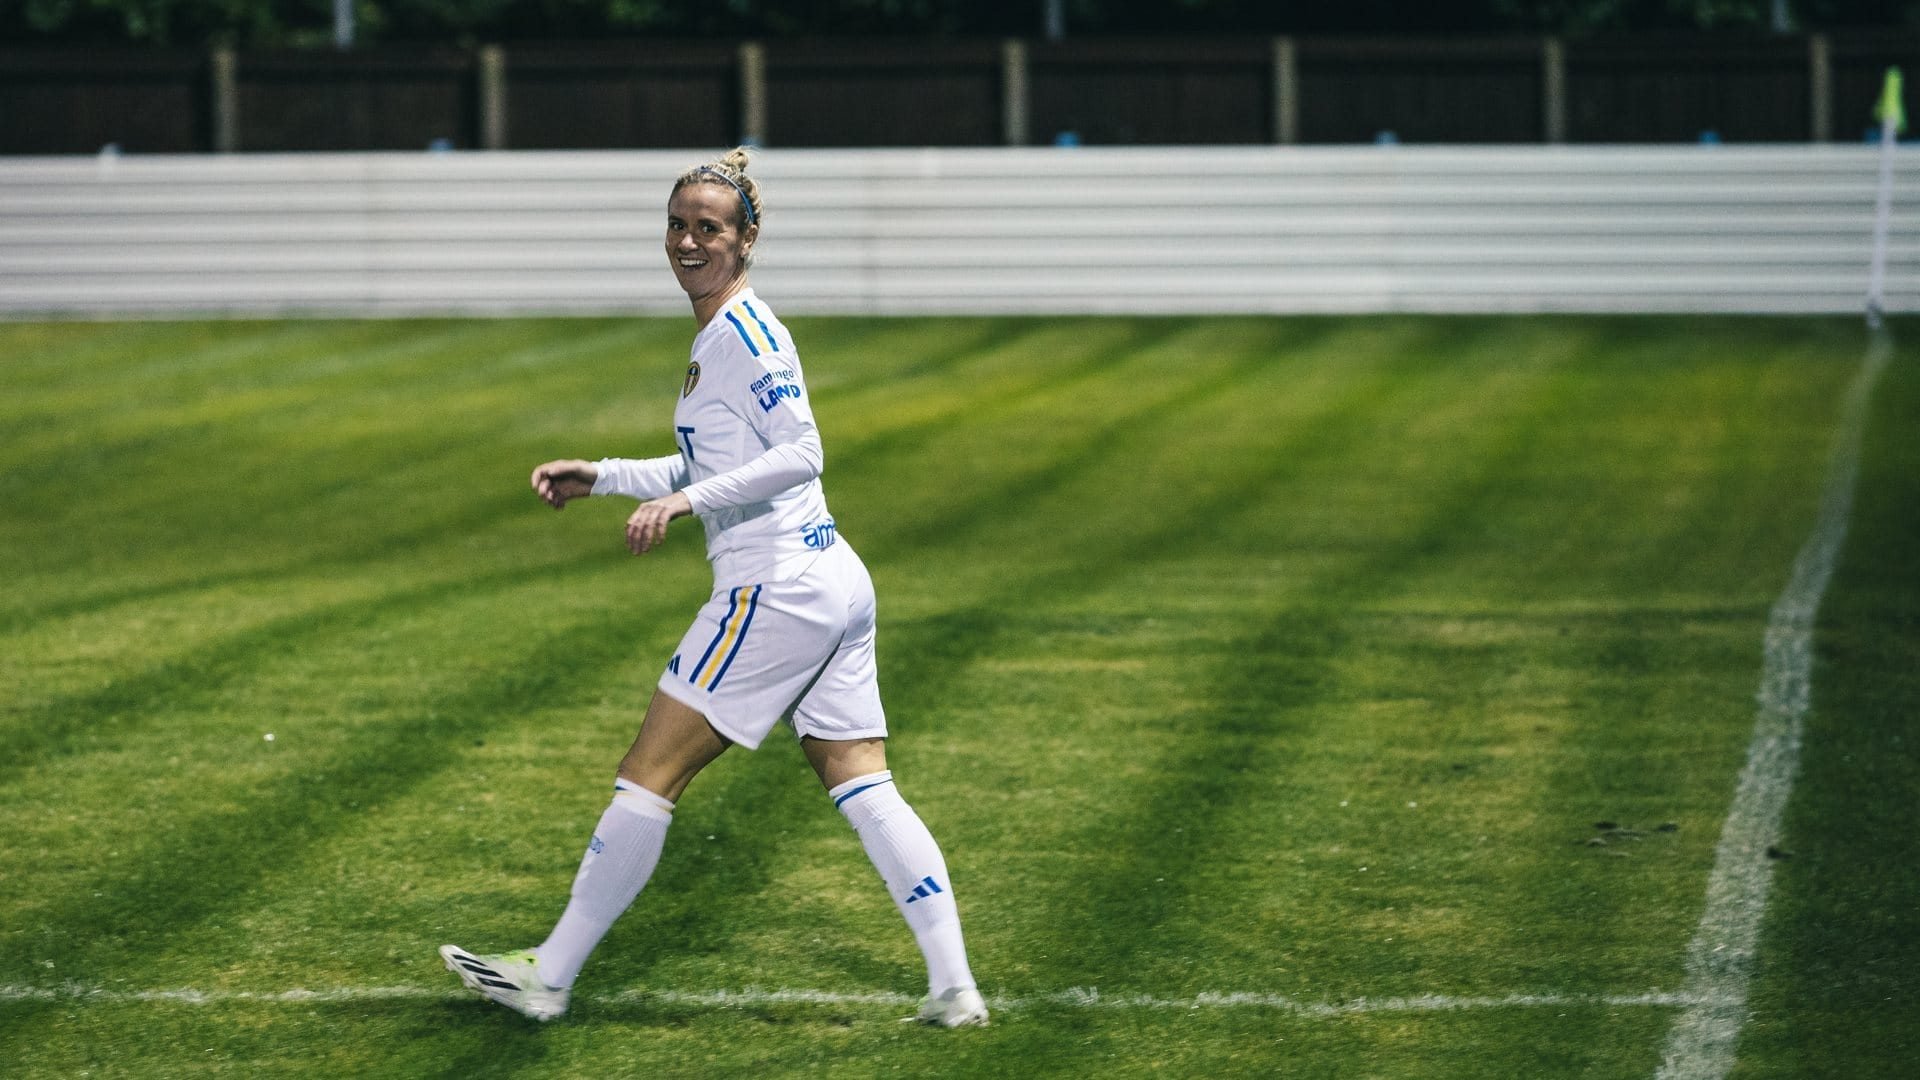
[665,182,757,322]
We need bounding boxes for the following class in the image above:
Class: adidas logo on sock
[903,875,945,904]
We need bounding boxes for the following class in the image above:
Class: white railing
[0,146,1911,316]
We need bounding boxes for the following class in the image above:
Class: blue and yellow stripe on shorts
[722,300,781,357]
[691,584,762,692]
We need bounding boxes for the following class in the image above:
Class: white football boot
[914,985,989,1027]
[439,944,569,1021]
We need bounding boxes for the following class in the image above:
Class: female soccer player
[439,148,986,1028]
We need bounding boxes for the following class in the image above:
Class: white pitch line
[983,989,1718,1017]
[0,982,1717,1016]
[1655,331,1893,1080]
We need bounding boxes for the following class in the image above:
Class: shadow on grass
[0,548,612,788]
[0,485,535,635]
[0,558,681,986]
[404,1003,558,1078]
[976,320,1601,1005]
[0,319,1276,1004]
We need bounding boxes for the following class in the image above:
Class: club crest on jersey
[682,361,701,398]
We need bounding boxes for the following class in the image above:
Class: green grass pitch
[1,315,1914,1078]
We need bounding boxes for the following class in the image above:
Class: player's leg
[805,735,986,1027]
[538,690,728,979]
[792,543,985,1025]
[616,686,733,800]
[442,690,727,1020]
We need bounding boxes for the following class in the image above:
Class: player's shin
[534,778,675,988]
[831,771,976,995]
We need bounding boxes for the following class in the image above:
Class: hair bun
[671,148,763,236]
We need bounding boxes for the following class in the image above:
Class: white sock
[534,778,674,989]
[831,771,976,995]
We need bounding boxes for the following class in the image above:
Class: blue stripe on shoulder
[742,300,781,353]
[723,311,761,357]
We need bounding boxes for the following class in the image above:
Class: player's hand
[626,492,693,555]
[532,459,598,509]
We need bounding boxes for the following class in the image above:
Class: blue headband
[696,166,756,226]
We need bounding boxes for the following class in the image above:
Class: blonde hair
[672,146,764,232]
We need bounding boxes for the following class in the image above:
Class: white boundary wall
[1,145,1912,317]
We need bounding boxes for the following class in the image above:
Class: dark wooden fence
[1029,38,1274,145]
[1295,37,1547,144]
[0,50,211,154]
[1569,34,1812,143]
[1,32,1912,155]
[506,41,737,150]
[768,40,1005,147]
[235,49,480,152]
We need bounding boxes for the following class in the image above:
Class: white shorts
[655,540,888,750]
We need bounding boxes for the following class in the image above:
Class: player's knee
[803,735,889,790]
[614,757,695,803]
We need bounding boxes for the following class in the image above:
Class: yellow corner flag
[1877,67,1907,135]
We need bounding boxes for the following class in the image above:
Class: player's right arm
[593,454,691,501]
[531,453,691,509]
[532,459,598,509]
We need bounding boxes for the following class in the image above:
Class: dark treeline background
[5,1,1917,47]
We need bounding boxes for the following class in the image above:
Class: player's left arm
[678,356,823,515]
[626,354,821,555]
[623,489,694,555]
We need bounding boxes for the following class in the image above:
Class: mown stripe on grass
[1022,320,1593,994]
[873,320,1329,558]
[0,320,677,626]
[826,317,1204,474]
[1654,330,1892,1080]
[792,315,1047,398]
[0,320,309,395]
[0,321,503,469]
[0,485,535,633]
[0,553,611,786]
[807,320,1511,1019]
[869,318,1380,719]
[0,568,688,984]
[0,319,668,439]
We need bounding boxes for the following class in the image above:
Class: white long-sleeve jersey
[590,289,839,588]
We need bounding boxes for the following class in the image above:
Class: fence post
[1002,39,1029,146]
[479,45,507,150]
[1808,33,1832,143]
[210,47,239,153]
[739,41,767,146]
[1273,36,1298,145]
[1543,37,1567,143]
